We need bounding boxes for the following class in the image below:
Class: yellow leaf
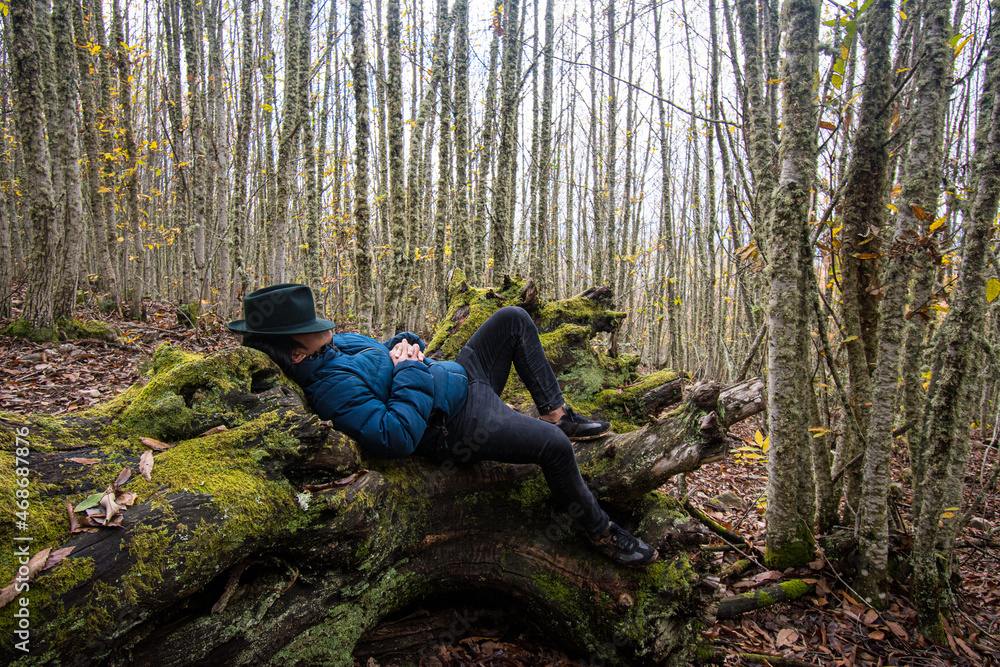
[762,436,769,454]
[941,512,954,519]
[766,78,782,84]
[887,203,898,213]
[929,217,946,232]
[754,430,764,447]
[954,35,973,58]
[899,9,908,19]
[987,278,1000,303]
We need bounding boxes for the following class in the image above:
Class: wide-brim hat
[227,283,336,335]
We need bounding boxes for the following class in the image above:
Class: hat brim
[227,317,336,335]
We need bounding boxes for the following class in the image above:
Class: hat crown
[228,283,335,335]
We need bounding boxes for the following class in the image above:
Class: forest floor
[1,295,998,667]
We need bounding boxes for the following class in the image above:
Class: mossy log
[1,279,764,666]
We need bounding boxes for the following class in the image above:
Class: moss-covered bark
[0,283,765,665]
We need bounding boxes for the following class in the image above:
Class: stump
[0,276,764,666]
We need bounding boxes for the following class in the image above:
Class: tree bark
[911,0,1000,641]
[351,0,374,334]
[1,283,765,666]
[763,0,820,571]
[9,0,57,335]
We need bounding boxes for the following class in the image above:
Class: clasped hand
[390,341,424,365]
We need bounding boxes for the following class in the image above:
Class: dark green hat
[227,283,335,335]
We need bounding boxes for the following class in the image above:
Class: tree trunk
[1,280,765,666]
[763,0,820,571]
[230,0,254,300]
[8,0,57,335]
[865,0,952,608]
[49,0,85,322]
[490,0,521,284]
[383,0,407,330]
[839,0,893,604]
[911,0,1000,640]
[351,0,374,334]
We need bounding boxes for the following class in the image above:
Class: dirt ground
[1,297,997,666]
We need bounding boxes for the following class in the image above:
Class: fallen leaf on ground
[139,436,174,451]
[0,548,52,609]
[114,467,132,488]
[44,547,75,570]
[68,458,100,465]
[199,425,228,436]
[138,450,154,481]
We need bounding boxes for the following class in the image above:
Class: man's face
[290,329,333,364]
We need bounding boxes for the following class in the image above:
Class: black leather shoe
[555,406,611,441]
[587,522,659,567]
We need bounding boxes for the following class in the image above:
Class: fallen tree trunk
[1,277,764,666]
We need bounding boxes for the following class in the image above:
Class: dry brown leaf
[886,621,908,640]
[0,548,52,609]
[138,450,154,481]
[99,485,119,523]
[116,490,138,507]
[44,547,75,570]
[775,628,799,648]
[67,501,81,533]
[114,467,132,488]
[868,629,885,640]
[862,609,880,625]
[68,457,100,465]
[139,436,174,451]
[954,635,980,662]
[199,425,228,436]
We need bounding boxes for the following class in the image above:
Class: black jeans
[417,306,610,535]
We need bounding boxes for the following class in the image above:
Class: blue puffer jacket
[291,331,468,459]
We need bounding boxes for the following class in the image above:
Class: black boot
[587,521,659,567]
[553,406,612,441]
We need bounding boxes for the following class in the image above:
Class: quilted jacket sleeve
[309,358,434,459]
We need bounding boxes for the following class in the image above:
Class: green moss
[533,571,575,604]
[778,579,810,598]
[763,521,815,570]
[58,318,121,342]
[1,318,58,343]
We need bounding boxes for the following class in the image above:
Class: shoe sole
[567,429,613,441]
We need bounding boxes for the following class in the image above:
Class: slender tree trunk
[451,0,471,280]
[490,0,521,284]
[351,0,373,334]
[49,0,85,321]
[268,0,305,285]
[433,0,452,314]
[113,0,145,317]
[764,0,820,571]
[911,0,998,640]
[471,0,501,282]
[866,0,952,607]
[9,0,57,333]
[736,0,775,260]
[841,0,894,603]
[652,0,677,368]
[260,0,278,284]
[383,0,407,329]
[73,0,119,302]
[230,0,255,299]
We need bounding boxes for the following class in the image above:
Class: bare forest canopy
[1,0,1000,654]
